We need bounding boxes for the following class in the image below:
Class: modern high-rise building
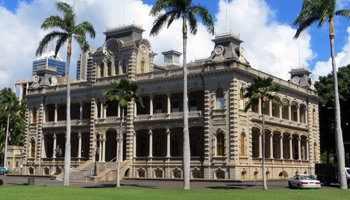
[32,51,66,77]
[76,48,95,81]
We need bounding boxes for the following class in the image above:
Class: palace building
[20,25,319,181]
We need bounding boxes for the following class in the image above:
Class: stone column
[269,100,272,117]
[134,102,137,117]
[297,105,300,123]
[279,135,283,159]
[149,129,153,158]
[118,105,121,118]
[99,139,102,162]
[54,104,58,123]
[78,133,82,158]
[149,95,154,116]
[289,136,293,160]
[270,134,274,159]
[279,106,282,119]
[53,134,57,158]
[133,132,137,158]
[258,98,262,115]
[166,129,171,158]
[258,133,262,158]
[288,104,292,121]
[306,139,309,160]
[298,136,301,160]
[79,102,83,121]
[102,137,106,162]
[167,93,171,115]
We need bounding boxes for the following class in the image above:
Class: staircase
[70,159,131,182]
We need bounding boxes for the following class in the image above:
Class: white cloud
[313,26,350,79]
[215,0,313,80]
[0,0,314,89]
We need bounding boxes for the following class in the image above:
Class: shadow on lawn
[83,183,157,189]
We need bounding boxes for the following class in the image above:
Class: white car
[288,174,321,189]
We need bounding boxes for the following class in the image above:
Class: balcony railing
[135,110,203,121]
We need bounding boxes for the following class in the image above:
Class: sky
[1,0,350,89]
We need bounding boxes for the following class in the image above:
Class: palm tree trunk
[261,98,267,190]
[329,16,347,189]
[64,36,72,187]
[182,16,190,190]
[116,108,123,188]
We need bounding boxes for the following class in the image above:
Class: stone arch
[254,170,259,180]
[173,168,182,179]
[215,168,225,179]
[105,128,117,162]
[192,168,202,179]
[240,131,246,157]
[137,168,146,178]
[154,168,164,178]
[215,129,225,156]
[43,167,50,175]
[278,170,288,179]
[28,167,34,175]
[241,169,247,180]
[252,127,261,158]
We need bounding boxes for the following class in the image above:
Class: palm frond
[56,2,74,16]
[187,12,198,34]
[150,0,174,16]
[41,15,65,30]
[294,14,320,38]
[190,5,214,34]
[55,34,69,57]
[150,13,170,36]
[36,31,66,56]
[336,9,350,18]
[75,21,96,39]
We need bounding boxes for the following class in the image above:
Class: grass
[0,187,350,200]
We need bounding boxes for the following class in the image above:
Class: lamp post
[55,145,62,175]
[93,146,100,176]
[3,114,10,168]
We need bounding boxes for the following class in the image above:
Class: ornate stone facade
[21,25,319,181]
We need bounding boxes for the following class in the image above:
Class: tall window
[216,88,224,109]
[32,108,37,123]
[216,132,225,156]
[141,58,145,73]
[240,88,244,110]
[30,139,36,158]
[99,63,104,77]
[240,133,246,156]
[107,61,112,76]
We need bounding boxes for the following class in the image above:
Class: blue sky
[1,0,350,89]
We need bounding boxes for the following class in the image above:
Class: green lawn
[0,187,349,200]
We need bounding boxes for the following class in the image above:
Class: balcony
[251,112,308,130]
[136,110,203,122]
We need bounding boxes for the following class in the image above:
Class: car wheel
[0,179,3,186]
[297,184,301,189]
[288,182,292,189]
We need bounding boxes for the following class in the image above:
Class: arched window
[239,87,245,110]
[99,63,104,78]
[107,61,112,76]
[32,108,37,123]
[282,99,289,119]
[312,108,316,125]
[30,139,36,158]
[240,133,246,157]
[141,57,145,73]
[216,132,225,156]
[216,88,224,109]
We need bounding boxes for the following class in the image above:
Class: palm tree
[244,76,281,190]
[105,79,143,188]
[150,0,214,190]
[293,0,350,189]
[36,2,95,186]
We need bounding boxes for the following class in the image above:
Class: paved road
[0,175,337,189]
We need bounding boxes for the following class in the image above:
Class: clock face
[50,76,58,85]
[32,75,40,83]
[214,45,224,55]
[291,76,300,84]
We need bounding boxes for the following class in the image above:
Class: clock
[291,76,300,85]
[214,45,224,56]
[32,75,40,84]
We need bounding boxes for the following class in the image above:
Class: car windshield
[300,175,316,180]
[347,169,350,174]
